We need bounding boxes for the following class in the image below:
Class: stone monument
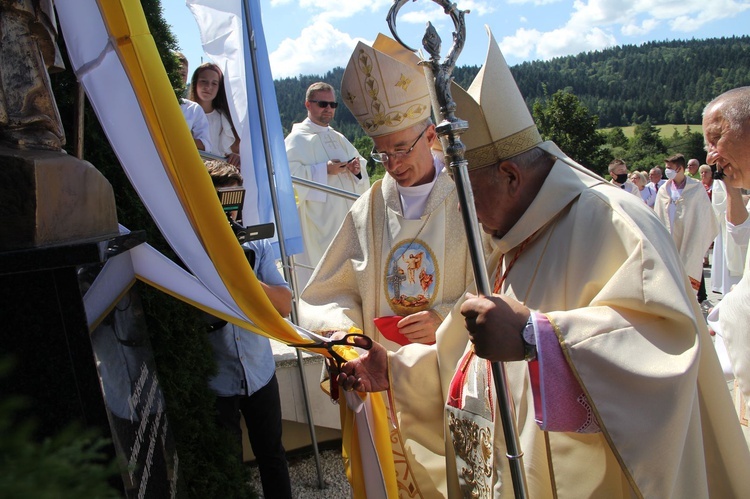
[0,3,182,496]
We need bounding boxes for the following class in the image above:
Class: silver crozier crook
[387,1,529,497]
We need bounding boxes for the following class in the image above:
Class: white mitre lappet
[340,33,432,137]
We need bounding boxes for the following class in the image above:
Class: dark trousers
[215,374,291,499]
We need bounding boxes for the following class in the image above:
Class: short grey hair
[306,82,335,101]
[512,146,552,171]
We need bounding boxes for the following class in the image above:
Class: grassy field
[604,124,703,138]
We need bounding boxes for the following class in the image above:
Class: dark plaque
[86,284,180,498]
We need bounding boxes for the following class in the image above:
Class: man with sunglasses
[285,82,370,288]
[297,34,481,496]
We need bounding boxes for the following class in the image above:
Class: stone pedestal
[0,146,118,251]
[0,233,182,497]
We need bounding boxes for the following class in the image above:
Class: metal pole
[387,1,528,496]
[73,82,85,159]
[241,0,325,488]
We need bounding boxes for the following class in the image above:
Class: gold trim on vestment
[466,126,543,170]
[351,48,429,136]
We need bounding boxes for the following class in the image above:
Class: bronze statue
[0,0,118,251]
[0,0,66,150]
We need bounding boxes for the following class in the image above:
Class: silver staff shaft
[435,102,529,499]
[388,1,528,496]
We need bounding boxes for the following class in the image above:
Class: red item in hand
[373,316,410,346]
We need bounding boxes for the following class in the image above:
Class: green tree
[602,127,629,149]
[532,89,606,174]
[627,118,667,170]
[0,358,120,499]
[664,126,706,163]
[353,135,383,182]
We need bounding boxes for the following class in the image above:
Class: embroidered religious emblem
[321,133,339,149]
[383,238,438,316]
[395,73,411,91]
[355,48,428,134]
[446,351,495,498]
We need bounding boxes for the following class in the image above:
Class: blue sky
[164,0,750,80]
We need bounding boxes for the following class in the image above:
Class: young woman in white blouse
[189,62,241,167]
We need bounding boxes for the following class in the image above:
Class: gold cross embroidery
[395,74,411,91]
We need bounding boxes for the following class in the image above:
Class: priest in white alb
[654,153,718,297]
[285,82,370,288]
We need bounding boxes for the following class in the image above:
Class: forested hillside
[273,36,750,139]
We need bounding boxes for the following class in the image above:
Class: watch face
[522,317,537,361]
[523,318,536,346]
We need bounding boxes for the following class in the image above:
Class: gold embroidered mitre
[341,34,431,137]
[451,26,543,170]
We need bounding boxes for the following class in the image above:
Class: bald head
[704,86,750,133]
[703,86,750,189]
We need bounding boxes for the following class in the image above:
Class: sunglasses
[309,99,338,109]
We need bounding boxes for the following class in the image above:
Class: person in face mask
[654,153,718,304]
[607,159,641,197]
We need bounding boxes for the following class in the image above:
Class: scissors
[287,333,373,371]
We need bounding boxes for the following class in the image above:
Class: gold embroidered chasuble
[387,151,750,498]
[653,177,719,287]
[299,166,476,348]
[299,166,478,496]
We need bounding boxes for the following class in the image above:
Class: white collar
[303,117,331,133]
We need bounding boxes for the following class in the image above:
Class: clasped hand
[327,157,360,176]
[460,293,530,362]
[398,310,440,344]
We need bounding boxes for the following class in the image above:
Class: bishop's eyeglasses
[370,126,428,164]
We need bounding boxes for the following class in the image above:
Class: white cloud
[568,0,750,34]
[454,0,498,16]
[499,28,543,58]
[500,0,749,63]
[268,21,369,78]
[507,0,564,6]
[536,26,618,59]
[621,18,659,36]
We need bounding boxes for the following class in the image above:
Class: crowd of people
[172,34,750,497]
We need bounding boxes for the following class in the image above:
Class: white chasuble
[299,167,481,498]
[654,177,718,288]
[716,245,750,448]
[387,150,750,498]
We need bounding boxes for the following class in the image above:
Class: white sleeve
[181,100,212,153]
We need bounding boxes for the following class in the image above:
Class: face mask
[665,168,677,180]
[614,173,629,184]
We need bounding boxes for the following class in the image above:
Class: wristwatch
[521,314,537,362]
